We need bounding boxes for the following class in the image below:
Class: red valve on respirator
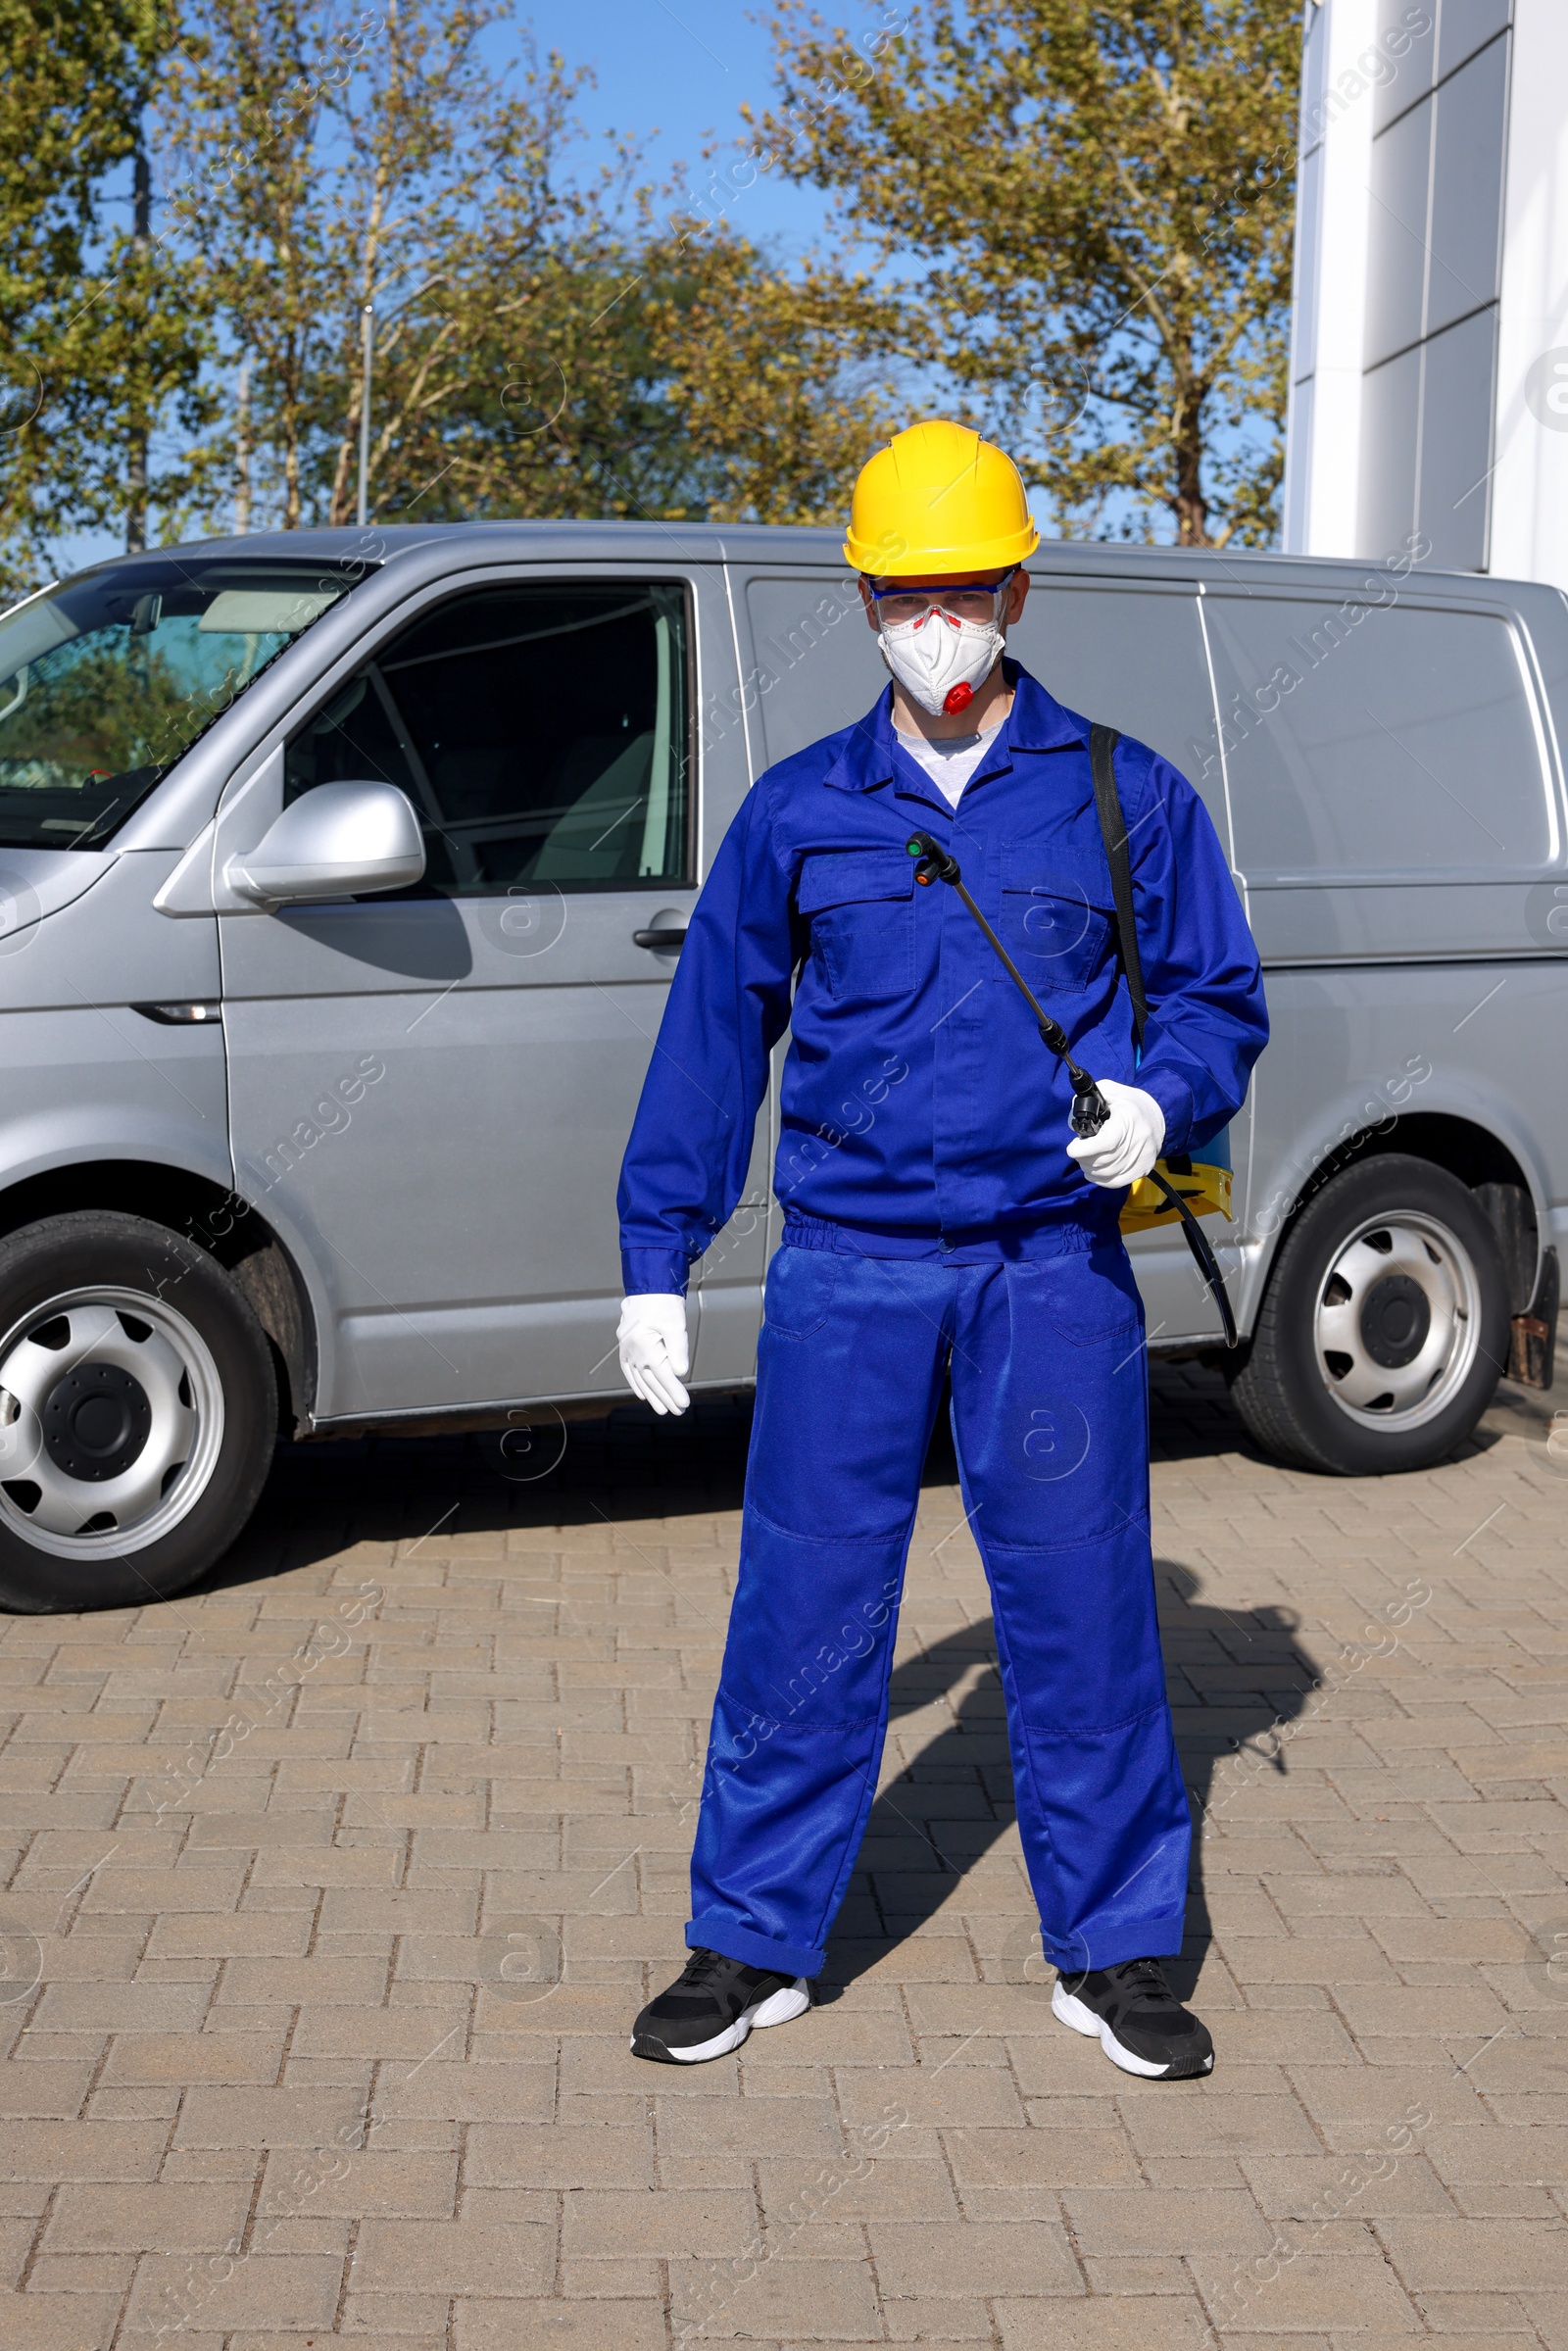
[943,682,974,715]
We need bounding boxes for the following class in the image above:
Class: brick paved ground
[1,1348,1566,2349]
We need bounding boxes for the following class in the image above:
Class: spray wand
[906,829,1238,1349]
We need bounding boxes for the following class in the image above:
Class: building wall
[1282,0,1568,592]
[1489,0,1568,585]
[1282,0,1381,560]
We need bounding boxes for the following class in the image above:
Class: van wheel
[1231,1155,1508,1476]
[0,1212,276,1614]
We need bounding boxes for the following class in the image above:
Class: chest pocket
[797,851,916,1003]
[999,844,1115,996]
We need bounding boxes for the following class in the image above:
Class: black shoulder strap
[1089,722,1149,1045]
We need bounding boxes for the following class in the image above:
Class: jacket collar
[821,661,1090,794]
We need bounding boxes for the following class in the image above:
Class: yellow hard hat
[844,418,1040,577]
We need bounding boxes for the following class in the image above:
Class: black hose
[906,830,1239,1349]
[1141,1170,1239,1349]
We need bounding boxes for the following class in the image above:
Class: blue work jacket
[618,661,1268,1296]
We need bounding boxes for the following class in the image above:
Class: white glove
[1065,1079,1165,1189]
[616,1294,691,1416]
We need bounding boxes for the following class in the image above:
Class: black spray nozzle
[906,830,960,887]
[1070,1079,1110,1138]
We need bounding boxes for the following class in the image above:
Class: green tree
[166,0,892,534]
[161,0,342,529]
[634,233,898,525]
[754,0,1300,545]
[61,125,220,556]
[349,213,898,528]
[0,0,211,585]
[165,0,582,531]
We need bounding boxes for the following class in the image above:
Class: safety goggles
[867,568,1016,625]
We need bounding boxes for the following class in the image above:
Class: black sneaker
[1053,1957,1214,2079]
[630,1947,811,2065]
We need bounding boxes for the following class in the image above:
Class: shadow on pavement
[219,1358,1265,1593]
[200,1361,1340,1991]
[818,1579,1322,2001]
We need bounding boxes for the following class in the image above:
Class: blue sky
[516,0,838,261]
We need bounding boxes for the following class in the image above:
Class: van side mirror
[223,780,426,906]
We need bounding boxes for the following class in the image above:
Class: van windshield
[0,553,372,851]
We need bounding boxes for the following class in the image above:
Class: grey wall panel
[1415,305,1499,568]
[1426,33,1508,336]
[1377,0,1439,129]
[1358,347,1422,557]
[1364,96,1435,367]
[1302,0,1330,142]
[1295,141,1325,373]
[1356,7,1511,576]
[1284,372,1315,554]
[1437,0,1511,83]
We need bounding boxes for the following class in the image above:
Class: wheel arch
[1362,1115,1545,1315]
[0,1161,318,1437]
[1244,1105,1548,1334]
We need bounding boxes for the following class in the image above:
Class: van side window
[1203,601,1549,877]
[283,580,691,892]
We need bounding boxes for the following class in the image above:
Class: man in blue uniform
[615,420,1268,2078]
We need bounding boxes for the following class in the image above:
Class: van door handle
[633,924,687,951]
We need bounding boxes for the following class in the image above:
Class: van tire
[1231,1155,1508,1476]
[0,1212,276,1614]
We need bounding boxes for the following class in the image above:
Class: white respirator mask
[875,586,1010,717]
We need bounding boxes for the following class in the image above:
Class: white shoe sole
[1052,1979,1212,2079]
[630,1977,811,2065]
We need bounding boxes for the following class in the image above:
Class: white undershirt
[893,718,1004,808]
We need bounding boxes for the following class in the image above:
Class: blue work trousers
[688,1235,1193,1980]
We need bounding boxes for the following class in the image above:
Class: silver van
[0,522,1561,1611]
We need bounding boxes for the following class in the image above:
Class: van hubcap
[42,1362,154,1481]
[1314,1214,1480,1431]
[0,1290,223,1557]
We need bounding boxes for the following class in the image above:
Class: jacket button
[939,1238,954,1253]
